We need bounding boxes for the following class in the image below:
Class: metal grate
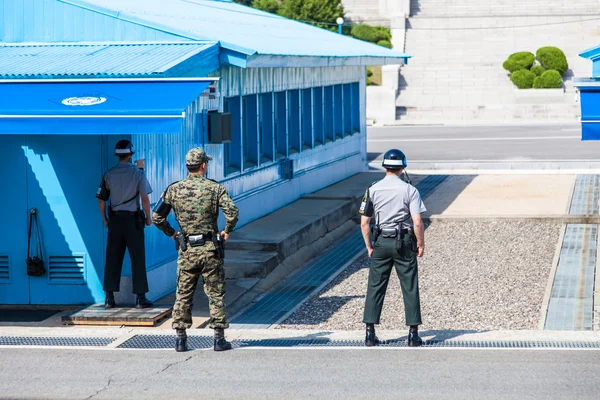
[569,175,600,215]
[545,224,597,331]
[48,255,85,284]
[0,255,9,282]
[118,335,213,349]
[0,336,115,347]
[115,335,600,349]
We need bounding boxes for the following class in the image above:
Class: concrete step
[224,250,280,279]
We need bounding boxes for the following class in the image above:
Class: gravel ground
[278,221,562,331]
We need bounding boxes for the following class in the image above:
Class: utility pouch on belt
[134,210,145,230]
[188,234,206,247]
[175,232,187,252]
[411,230,418,252]
[395,231,403,252]
[214,234,225,260]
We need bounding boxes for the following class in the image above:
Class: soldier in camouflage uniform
[152,147,239,352]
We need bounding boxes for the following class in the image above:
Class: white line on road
[367,136,580,143]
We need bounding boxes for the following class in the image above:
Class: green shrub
[503,51,535,72]
[532,70,563,89]
[530,65,545,76]
[351,24,390,44]
[502,59,524,73]
[510,69,536,89]
[377,40,392,49]
[252,0,280,14]
[367,67,373,78]
[536,46,568,75]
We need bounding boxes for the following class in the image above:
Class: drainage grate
[569,175,600,215]
[545,224,597,331]
[0,336,115,347]
[114,335,600,349]
[230,174,451,329]
[118,335,213,349]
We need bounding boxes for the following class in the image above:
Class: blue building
[0,0,408,305]
[577,45,600,140]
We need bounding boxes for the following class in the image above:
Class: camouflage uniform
[152,148,239,330]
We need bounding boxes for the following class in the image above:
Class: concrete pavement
[367,125,600,171]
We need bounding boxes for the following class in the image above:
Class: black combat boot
[135,293,153,309]
[365,323,380,347]
[408,325,423,347]
[104,291,116,309]
[213,328,232,352]
[175,329,188,352]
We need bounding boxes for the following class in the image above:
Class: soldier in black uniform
[359,149,426,347]
[96,140,153,309]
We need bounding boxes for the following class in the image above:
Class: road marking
[367,136,580,143]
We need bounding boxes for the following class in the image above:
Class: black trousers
[103,213,149,294]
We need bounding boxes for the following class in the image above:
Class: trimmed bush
[532,70,563,89]
[536,46,568,75]
[502,59,523,73]
[503,51,535,72]
[377,40,392,49]
[510,69,536,89]
[252,0,280,14]
[351,24,390,44]
[530,65,545,76]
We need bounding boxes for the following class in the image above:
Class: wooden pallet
[61,305,172,326]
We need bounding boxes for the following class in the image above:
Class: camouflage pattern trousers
[172,247,228,330]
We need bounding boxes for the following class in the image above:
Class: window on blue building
[333,84,343,140]
[343,83,352,136]
[287,89,300,154]
[301,88,313,150]
[259,93,274,163]
[242,94,259,169]
[274,91,287,159]
[224,96,241,175]
[313,87,324,146]
[324,85,334,143]
[352,82,360,134]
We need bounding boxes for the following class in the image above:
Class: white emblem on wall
[62,96,107,106]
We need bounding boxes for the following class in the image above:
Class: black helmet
[381,149,407,170]
[115,139,135,156]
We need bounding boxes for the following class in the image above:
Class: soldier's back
[167,176,223,235]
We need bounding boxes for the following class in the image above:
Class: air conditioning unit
[208,111,231,143]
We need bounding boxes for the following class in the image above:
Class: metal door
[26,135,105,304]
[0,136,29,304]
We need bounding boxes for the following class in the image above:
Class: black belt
[113,211,139,216]
[380,228,411,238]
[188,232,214,241]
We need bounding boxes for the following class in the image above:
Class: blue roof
[0,42,219,78]
[580,45,600,60]
[61,0,409,66]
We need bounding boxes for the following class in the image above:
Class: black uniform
[97,161,152,294]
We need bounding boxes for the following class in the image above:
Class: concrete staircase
[342,0,389,25]
[398,0,600,123]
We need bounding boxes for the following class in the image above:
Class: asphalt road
[2,348,600,399]
[367,124,600,162]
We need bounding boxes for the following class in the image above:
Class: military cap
[185,147,213,165]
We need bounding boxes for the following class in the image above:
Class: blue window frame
[343,83,352,136]
[260,93,274,163]
[324,85,334,143]
[224,96,241,174]
[333,84,343,140]
[242,94,258,169]
[287,89,300,154]
[274,91,287,158]
[313,87,324,146]
[301,88,313,150]
[352,82,360,134]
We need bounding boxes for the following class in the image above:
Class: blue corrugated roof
[0,42,219,78]
[60,0,409,63]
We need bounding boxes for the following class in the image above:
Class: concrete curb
[369,161,600,172]
[423,215,600,223]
